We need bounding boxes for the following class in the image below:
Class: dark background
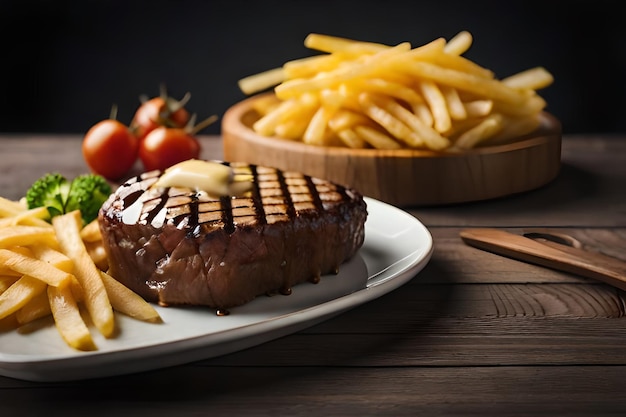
[1,0,624,136]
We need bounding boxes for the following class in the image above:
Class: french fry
[84,240,109,271]
[53,210,115,338]
[15,290,51,325]
[444,116,484,139]
[304,33,393,54]
[334,85,363,111]
[328,109,372,132]
[0,275,47,320]
[274,118,311,140]
[354,125,402,150]
[251,94,282,116]
[253,94,318,136]
[0,206,51,228]
[303,107,332,145]
[0,265,21,278]
[79,220,109,271]
[431,50,494,79]
[344,77,424,104]
[31,244,73,273]
[453,113,504,149]
[441,85,467,120]
[502,67,554,90]
[464,100,494,118]
[0,248,29,280]
[303,92,342,146]
[336,128,368,149]
[283,53,350,79]
[238,67,285,96]
[0,225,57,249]
[418,80,451,133]
[387,37,447,63]
[0,249,73,287]
[443,30,473,55]
[377,96,450,151]
[411,102,434,127]
[9,242,80,325]
[358,93,423,147]
[79,219,102,243]
[5,246,32,257]
[47,284,96,351]
[492,93,547,117]
[0,196,26,214]
[15,272,84,326]
[488,113,543,144]
[100,271,161,323]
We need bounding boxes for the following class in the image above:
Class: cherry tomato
[82,119,139,180]
[131,96,190,141]
[139,126,201,172]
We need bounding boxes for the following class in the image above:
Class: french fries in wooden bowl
[222,31,562,206]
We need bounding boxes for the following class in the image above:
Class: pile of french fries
[0,196,161,351]
[238,31,554,151]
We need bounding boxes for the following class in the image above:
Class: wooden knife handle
[460,228,626,291]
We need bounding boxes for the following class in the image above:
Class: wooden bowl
[222,94,562,207]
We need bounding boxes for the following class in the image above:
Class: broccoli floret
[25,173,112,225]
[65,174,112,225]
[25,173,71,220]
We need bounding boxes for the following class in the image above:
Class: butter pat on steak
[98,161,368,311]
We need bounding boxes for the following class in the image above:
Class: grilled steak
[98,161,367,311]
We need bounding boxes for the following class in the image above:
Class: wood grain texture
[3,367,626,416]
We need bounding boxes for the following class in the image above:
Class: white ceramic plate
[0,197,433,382]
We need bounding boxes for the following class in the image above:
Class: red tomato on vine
[82,118,138,181]
[139,126,201,172]
[131,87,191,141]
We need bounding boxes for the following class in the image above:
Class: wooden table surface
[1,134,625,416]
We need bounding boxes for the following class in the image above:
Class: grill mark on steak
[276,169,296,220]
[305,175,324,212]
[187,193,201,237]
[249,164,267,227]
[98,161,368,311]
[220,196,234,234]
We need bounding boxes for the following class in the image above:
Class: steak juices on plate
[98,160,368,313]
